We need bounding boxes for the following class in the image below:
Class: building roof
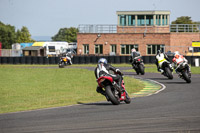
[116,10,171,15]
[22,46,43,51]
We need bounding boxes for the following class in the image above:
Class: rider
[155,50,170,73]
[94,58,124,96]
[129,48,141,68]
[172,51,191,76]
[66,52,73,65]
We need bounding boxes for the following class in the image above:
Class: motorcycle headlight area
[99,78,105,83]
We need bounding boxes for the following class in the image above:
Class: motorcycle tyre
[165,67,173,79]
[105,85,120,105]
[182,71,191,83]
[139,64,145,75]
[59,62,65,68]
[124,91,131,104]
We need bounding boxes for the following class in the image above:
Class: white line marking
[134,76,166,97]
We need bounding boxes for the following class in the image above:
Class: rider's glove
[116,69,122,75]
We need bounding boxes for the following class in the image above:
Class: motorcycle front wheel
[139,64,145,75]
[59,62,65,68]
[105,85,120,105]
[182,71,191,83]
[124,91,131,104]
[165,67,173,79]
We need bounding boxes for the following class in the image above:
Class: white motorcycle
[175,61,191,83]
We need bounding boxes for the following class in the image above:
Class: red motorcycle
[97,74,131,105]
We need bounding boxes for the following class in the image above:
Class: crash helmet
[174,51,180,58]
[131,48,136,53]
[157,50,162,55]
[98,58,108,64]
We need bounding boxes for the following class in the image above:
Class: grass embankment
[0,65,144,113]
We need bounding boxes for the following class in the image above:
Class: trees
[171,16,199,32]
[172,16,193,24]
[0,22,35,49]
[16,26,35,43]
[0,22,16,49]
[52,27,78,42]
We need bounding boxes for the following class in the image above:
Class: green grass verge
[0,65,144,113]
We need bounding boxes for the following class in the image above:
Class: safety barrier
[0,56,199,65]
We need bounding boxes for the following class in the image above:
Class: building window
[156,15,161,26]
[95,44,103,54]
[48,46,55,52]
[128,15,135,26]
[146,15,153,26]
[83,44,89,54]
[137,15,145,26]
[120,44,138,55]
[194,47,200,52]
[147,44,165,55]
[166,15,168,25]
[110,44,117,53]
[162,15,165,25]
[119,15,126,26]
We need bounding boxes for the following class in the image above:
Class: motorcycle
[132,57,145,75]
[58,57,71,68]
[160,61,173,79]
[175,61,191,83]
[97,73,131,105]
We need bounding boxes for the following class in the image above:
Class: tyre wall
[0,56,199,65]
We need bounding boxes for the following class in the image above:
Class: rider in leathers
[155,50,170,73]
[66,52,73,65]
[129,48,141,69]
[94,58,124,96]
[172,51,191,77]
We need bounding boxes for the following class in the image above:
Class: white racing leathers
[156,53,172,73]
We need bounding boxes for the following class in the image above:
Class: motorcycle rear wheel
[105,85,120,105]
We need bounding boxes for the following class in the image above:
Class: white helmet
[174,51,180,56]
[98,58,108,64]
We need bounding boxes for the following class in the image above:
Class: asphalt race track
[0,68,200,133]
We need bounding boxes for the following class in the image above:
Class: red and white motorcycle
[97,73,131,105]
[175,61,191,83]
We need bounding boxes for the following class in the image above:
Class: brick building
[77,11,200,56]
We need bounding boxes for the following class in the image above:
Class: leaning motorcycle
[97,73,131,105]
[132,57,145,75]
[161,61,173,79]
[175,61,191,83]
[58,57,71,68]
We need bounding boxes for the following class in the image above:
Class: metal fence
[78,24,117,33]
[170,24,200,32]
[78,24,200,33]
[0,49,22,57]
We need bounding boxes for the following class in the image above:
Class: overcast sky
[0,0,199,38]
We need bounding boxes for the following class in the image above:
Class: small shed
[22,46,44,56]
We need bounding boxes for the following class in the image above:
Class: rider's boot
[96,86,106,96]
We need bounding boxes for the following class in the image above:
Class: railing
[78,24,117,33]
[78,24,200,33]
[170,24,200,32]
